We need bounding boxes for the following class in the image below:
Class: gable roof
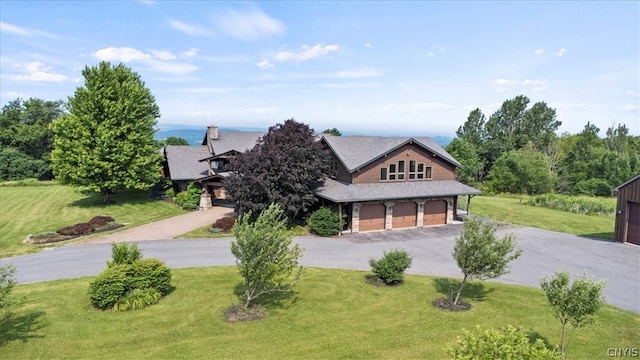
[321,135,461,172]
[614,173,640,192]
[314,178,481,202]
[204,131,265,158]
[163,145,210,180]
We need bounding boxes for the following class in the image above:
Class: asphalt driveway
[1,224,638,313]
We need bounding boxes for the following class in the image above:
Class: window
[397,160,405,180]
[425,166,432,179]
[330,161,338,178]
[409,160,417,180]
[389,163,396,180]
[417,163,424,179]
[380,168,387,181]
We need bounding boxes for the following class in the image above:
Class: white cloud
[491,78,548,92]
[168,19,212,36]
[551,102,590,112]
[93,47,151,62]
[274,44,339,62]
[625,90,639,97]
[0,22,29,35]
[365,43,371,48]
[534,48,544,55]
[151,50,177,61]
[180,48,199,58]
[257,59,274,69]
[426,52,435,57]
[557,48,567,57]
[334,69,382,78]
[214,8,285,41]
[11,61,68,82]
[92,47,198,75]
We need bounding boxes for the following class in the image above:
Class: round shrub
[307,207,343,237]
[174,183,202,210]
[88,215,115,228]
[449,325,561,360]
[131,258,172,295]
[213,216,236,233]
[369,249,413,285]
[88,265,128,309]
[112,288,161,312]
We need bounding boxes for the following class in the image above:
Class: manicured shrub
[449,325,561,360]
[131,258,172,295]
[56,222,94,236]
[307,207,343,237]
[174,183,202,210]
[88,265,128,309]
[107,242,142,267]
[369,249,413,285]
[89,246,172,311]
[213,216,236,232]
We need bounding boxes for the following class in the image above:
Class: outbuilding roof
[163,145,210,180]
[321,135,461,172]
[614,173,640,192]
[314,178,481,203]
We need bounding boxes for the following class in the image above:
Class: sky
[1,1,638,137]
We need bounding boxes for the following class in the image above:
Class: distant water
[155,127,452,147]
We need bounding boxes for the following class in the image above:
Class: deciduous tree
[226,119,329,219]
[231,203,303,310]
[540,270,605,355]
[51,62,161,203]
[452,218,522,305]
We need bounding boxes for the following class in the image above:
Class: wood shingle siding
[614,174,640,245]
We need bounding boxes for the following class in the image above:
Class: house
[162,125,481,232]
[314,135,481,232]
[613,174,640,245]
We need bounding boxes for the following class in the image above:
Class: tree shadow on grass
[578,232,615,242]
[0,311,47,346]
[527,330,556,350]
[432,278,495,302]
[233,282,300,310]
[68,189,158,208]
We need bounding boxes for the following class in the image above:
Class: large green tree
[0,97,65,180]
[486,147,556,195]
[226,119,329,219]
[51,62,161,203]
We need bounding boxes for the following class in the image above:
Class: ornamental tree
[225,119,329,220]
[540,270,605,355]
[452,218,522,305]
[231,203,303,310]
[51,62,162,203]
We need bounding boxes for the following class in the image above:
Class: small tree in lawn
[0,264,18,312]
[452,218,522,305]
[231,203,303,310]
[540,270,605,355]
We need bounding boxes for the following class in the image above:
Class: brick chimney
[208,125,219,140]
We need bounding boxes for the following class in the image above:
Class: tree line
[445,95,640,196]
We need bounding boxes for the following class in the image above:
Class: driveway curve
[1,223,638,313]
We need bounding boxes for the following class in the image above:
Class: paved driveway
[1,225,638,313]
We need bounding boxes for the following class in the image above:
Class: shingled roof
[202,131,264,159]
[314,178,481,202]
[321,135,461,172]
[163,145,210,180]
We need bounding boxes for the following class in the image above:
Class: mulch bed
[224,304,268,323]
[432,297,472,311]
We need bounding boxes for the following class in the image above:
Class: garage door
[393,202,417,228]
[628,202,640,245]
[359,204,386,231]
[424,200,447,226]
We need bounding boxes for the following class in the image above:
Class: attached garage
[359,203,386,231]
[424,200,447,226]
[393,202,417,228]
[627,202,640,245]
[614,174,640,245]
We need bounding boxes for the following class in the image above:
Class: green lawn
[0,185,185,258]
[464,196,615,240]
[1,267,637,359]
[177,223,308,239]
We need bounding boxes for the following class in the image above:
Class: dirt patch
[224,304,267,323]
[432,297,472,311]
[364,275,403,287]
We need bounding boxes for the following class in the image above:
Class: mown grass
[461,196,615,239]
[1,267,637,359]
[0,185,185,258]
[178,223,308,239]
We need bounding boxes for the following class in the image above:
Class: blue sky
[1,1,638,136]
